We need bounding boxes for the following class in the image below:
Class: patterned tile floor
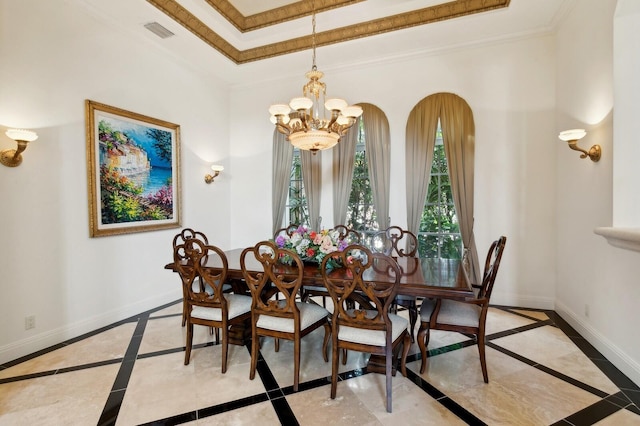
[1,300,639,425]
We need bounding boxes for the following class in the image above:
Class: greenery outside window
[418,122,463,259]
[346,120,378,239]
[286,148,309,226]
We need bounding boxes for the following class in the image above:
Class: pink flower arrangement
[274,225,348,266]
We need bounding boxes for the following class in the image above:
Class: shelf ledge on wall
[594,227,640,252]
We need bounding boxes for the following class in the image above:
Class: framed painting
[85,100,181,237]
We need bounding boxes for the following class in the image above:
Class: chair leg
[250,328,259,381]
[417,321,431,374]
[331,338,339,399]
[341,348,348,365]
[214,327,220,344]
[322,323,331,362]
[275,338,280,352]
[293,336,300,392]
[184,322,193,365]
[385,341,393,413]
[221,325,228,374]
[477,332,488,383]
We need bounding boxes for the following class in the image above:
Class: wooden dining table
[165,247,473,358]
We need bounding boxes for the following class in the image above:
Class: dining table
[165,247,473,373]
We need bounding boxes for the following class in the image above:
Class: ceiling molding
[205,0,365,32]
[146,0,511,64]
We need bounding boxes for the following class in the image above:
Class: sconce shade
[1,128,38,167]
[205,164,224,183]
[558,129,586,142]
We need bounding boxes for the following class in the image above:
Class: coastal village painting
[86,100,181,237]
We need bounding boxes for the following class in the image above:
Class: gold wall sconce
[558,129,601,162]
[204,164,224,183]
[1,129,39,167]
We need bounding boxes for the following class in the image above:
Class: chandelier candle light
[268,3,362,154]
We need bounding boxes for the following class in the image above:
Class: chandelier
[268,4,362,154]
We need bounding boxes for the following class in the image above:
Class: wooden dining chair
[321,244,410,413]
[417,236,507,383]
[172,228,210,327]
[240,240,331,392]
[173,239,252,373]
[371,226,420,341]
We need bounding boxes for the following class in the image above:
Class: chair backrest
[331,225,362,245]
[476,236,507,300]
[173,238,229,309]
[273,224,299,240]
[370,226,418,258]
[173,228,209,263]
[240,240,303,321]
[321,245,401,337]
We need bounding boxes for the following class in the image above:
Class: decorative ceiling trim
[146,0,511,64]
[205,0,365,32]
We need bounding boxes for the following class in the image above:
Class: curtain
[332,118,358,226]
[272,130,294,235]
[361,103,391,230]
[405,93,480,283]
[301,150,322,230]
[440,94,480,283]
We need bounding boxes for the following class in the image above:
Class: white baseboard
[555,300,640,387]
[0,289,181,365]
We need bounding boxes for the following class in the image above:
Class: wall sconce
[204,164,224,183]
[1,129,38,167]
[558,129,601,162]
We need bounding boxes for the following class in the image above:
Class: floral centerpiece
[274,226,348,268]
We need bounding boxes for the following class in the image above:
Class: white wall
[555,0,640,386]
[0,0,231,362]
[230,35,559,310]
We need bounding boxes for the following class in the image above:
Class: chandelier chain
[311,0,317,70]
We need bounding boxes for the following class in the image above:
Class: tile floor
[1,300,639,425]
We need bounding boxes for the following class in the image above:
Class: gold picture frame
[85,100,181,237]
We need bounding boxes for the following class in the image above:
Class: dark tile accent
[438,396,488,425]
[0,369,57,385]
[622,388,640,407]
[254,356,280,391]
[626,404,640,415]
[138,410,197,425]
[486,342,537,367]
[0,343,66,369]
[271,395,300,426]
[198,393,270,418]
[606,391,633,408]
[591,358,640,392]
[559,398,622,426]
[485,319,554,341]
[97,315,149,425]
[282,376,331,395]
[567,336,608,360]
[339,367,366,380]
[97,389,127,426]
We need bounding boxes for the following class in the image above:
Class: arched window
[406,93,481,283]
[286,148,309,226]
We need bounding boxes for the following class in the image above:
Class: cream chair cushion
[191,294,252,321]
[338,310,408,346]
[256,301,329,333]
[419,298,480,328]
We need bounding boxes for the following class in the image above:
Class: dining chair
[273,223,299,239]
[417,236,507,382]
[321,244,410,413]
[240,240,331,392]
[173,238,252,373]
[172,228,211,327]
[371,226,419,341]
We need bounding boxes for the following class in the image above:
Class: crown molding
[146,0,511,64]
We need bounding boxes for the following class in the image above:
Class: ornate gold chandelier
[268,4,362,154]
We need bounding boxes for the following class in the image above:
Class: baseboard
[555,300,640,387]
[0,289,181,365]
